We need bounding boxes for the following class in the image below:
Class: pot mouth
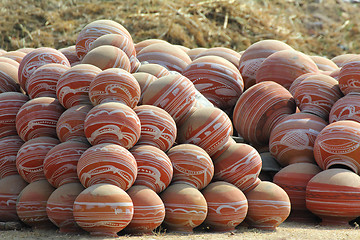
[326,160,358,174]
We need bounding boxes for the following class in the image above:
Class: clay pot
[329,93,360,123]
[142,74,196,124]
[0,175,28,221]
[134,105,177,152]
[233,81,296,146]
[137,43,192,73]
[135,39,168,55]
[178,107,233,156]
[1,51,26,64]
[59,45,80,65]
[314,120,360,173]
[160,183,207,232]
[339,58,360,95]
[187,48,207,61]
[288,72,318,96]
[75,19,132,60]
[73,183,133,237]
[77,143,137,190]
[245,181,291,230]
[0,63,21,93]
[56,64,102,109]
[130,145,173,193]
[46,182,85,233]
[136,63,170,78]
[132,73,157,104]
[124,185,165,234]
[269,113,328,166]
[167,144,214,190]
[273,163,321,222]
[0,136,24,179]
[309,56,339,72]
[0,92,28,139]
[201,181,248,231]
[15,97,65,141]
[89,68,140,108]
[182,56,244,110]
[82,45,131,72]
[44,141,90,188]
[306,168,360,226]
[16,179,56,228]
[331,53,358,67]
[16,137,60,183]
[239,40,294,89]
[194,47,241,68]
[0,57,19,68]
[213,142,262,193]
[17,48,35,54]
[56,104,92,143]
[84,102,141,148]
[18,47,70,92]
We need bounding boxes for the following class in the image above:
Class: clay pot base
[319,216,354,228]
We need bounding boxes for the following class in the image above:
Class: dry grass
[1,0,360,57]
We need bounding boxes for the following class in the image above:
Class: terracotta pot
[202,181,248,231]
[160,183,207,232]
[0,57,19,68]
[142,74,196,124]
[339,58,360,95]
[44,141,90,188]
[314,120,360,173]
[134,39,168,55]
[331,53,358,67]
[136,63,170,78]
[194,47,241,68]
[0,136,24,179]
[15,97,65,141]
[187,48,207,61]
[182,55,244,110]
[269,112,328,166]
[0,175,27,221]
[134,105,177,152]
[273,163,321,222]
[18,47,70,92]
[130,145,173,193]
[16,137,59,183]
[245,181,291,230]
[124,185,165,234]
[309,56,339,72]
[26,63,70,99]
[306,168,360,226]
[132,73,157,105]
[73,183,133,237]
[1,51,26,64]
[233,81,296,146]
[56,64,102,109]
[0,63,21,93]
[16,179,56,228]
[329,93,360,123]
[89,68,140,108]
[84,102,141,148]
[17,48,34,54]
[77,143,137,190]
[56,104,92,143]
[59,45,80,65]
[75,19,132,60]
[288,72,318,96]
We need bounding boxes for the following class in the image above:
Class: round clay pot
[77,143,137,190]
[233,81,296,146]
[89,68,140,108]
[134,39,169,54]
[306,168,360,226]
[329,93,360,123]
[56,104,92,143]
[75,19,132,60]
[16,179,56,229]
[46,182,85,233]
[160,183,207,233]
[0,136,24,179]
[73,183,133,236]
[245,181,291,230]
[56,64,102,109]
[18,47,70,92]
[239,40,294,89]
[0,175,28,221]
[124,185,165,234]
[1,51,26,64]
[314,120,360,173]
[269,113,328,166]
[182,55,244,110]
[82,45,131,72]
[137,43,191,73]
[213,142,262,193]
[130,145,173,193]
[167,144,214,190]
[331,53,358,67]
[16,137,60,183]
[0,63,21,93]
[339,58,360,95]
[136,63,170,78]
[187,48,207,61]
[194,47,241,68]
[201,181,248,231]
[17,48,34,54]
[134,105,177,152]
[0,57,19,68]
[309,55,339,72]
[294,74,342,120]
[273,163,321,222]
[15,97,65,141]
[26,63,70,99]
[288,72,318,96]
[132,72,157,104]
[44,141,90,188]
[59,45,80,65]
[142,74,196,124]
[84,102,141,148]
